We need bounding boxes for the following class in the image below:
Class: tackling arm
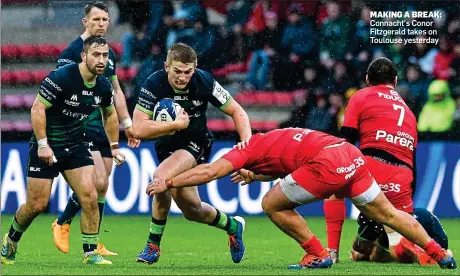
[168,158,235,188]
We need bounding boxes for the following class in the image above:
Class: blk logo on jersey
[82,90,93,96]
[29,167,41,172]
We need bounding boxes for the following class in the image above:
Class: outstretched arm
[146,158,235,195]
[230,169,277,185]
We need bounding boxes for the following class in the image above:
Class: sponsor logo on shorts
[337,157,365,180]
[375,130,414,151]
[29,167,41,172]
[378,183,401,193]
[188,141,201,153]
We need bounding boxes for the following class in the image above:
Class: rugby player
[2,36,120,265]
[51,1,139,256]
[146,128,457,270]
[323,57,436,264]
[132,43,252,264]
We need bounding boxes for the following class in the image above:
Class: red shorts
[291,142,375,200]
[364,156,414,212]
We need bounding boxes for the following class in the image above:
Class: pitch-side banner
[1,141,460,218]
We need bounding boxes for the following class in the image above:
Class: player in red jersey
[145,128,456,270]
[323,57,427,264]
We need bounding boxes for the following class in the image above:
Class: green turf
[1,215,459,275]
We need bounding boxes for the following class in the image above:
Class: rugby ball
[153,98,181,123]
[153,98,182,135]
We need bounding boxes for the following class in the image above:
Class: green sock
[147,217,167,246]
[97,197,105,233]
[209,209,238,235]
[82,233,99,253]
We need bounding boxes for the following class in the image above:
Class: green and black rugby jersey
[31,63,114,148]
[57,36,117,141]
[136,68,233,144]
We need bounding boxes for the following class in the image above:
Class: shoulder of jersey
[194,68,214,89]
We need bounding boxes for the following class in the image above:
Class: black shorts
[85,135,112,158]
[27,143,94,179]
[155,138,213,164]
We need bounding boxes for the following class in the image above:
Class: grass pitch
[1,215,459,275]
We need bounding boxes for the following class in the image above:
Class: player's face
[165,61,195,90]
[83,43,109,75]
[83,7,109,36]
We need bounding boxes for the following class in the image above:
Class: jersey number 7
[393,104,405,127]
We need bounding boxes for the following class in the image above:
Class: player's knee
[261,193,275,216]
[181,203,203,222]
[27,199,48,215]
[95,176,109,196]
[78,185,98,208]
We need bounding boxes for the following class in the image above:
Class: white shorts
[279,175,320,205]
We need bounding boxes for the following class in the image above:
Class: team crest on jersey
[192,100,203,106]
[94,96,102,105]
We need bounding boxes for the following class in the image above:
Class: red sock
[300,235,326,256]
[423,239,443,262]
[394,242,413,263]
[324,199,345,250]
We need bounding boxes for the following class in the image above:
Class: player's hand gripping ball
[153,98,182,135]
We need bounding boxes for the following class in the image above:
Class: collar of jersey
[173,88,189,94]
[84,80,96,88]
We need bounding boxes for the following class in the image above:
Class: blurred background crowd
[2,0,460,140]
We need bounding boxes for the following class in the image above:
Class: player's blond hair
[166,43,197,66]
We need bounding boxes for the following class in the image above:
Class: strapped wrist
[38,138,48,148]
[110,142,120,150]
[122,118,133,129]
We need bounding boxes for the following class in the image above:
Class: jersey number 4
[393,104,405,127]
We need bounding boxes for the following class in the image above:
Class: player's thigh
[63,165,97,201]
[262,180,307,212]
[365,157,414,212]
[25,177,53,209]
[154,149,197,179]
[90,151,108,186]
[355,190,398,223]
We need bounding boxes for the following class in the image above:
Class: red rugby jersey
[222,128,344,177]
[342,85,417,167]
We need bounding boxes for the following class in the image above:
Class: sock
[300,235,326,256]
[208,209,238,235]
[8,216,29,243]
[82,233,98,255]
[148,217,167,246]
[324,199,345,251]
[423,239,444,262]
[394,241,413,263]
[57,193,81,225]
[97,197,106,233]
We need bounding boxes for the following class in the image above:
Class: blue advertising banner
[1,141,460,217]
